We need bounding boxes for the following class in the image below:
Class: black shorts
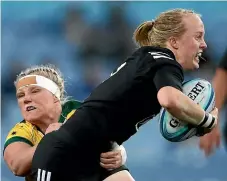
[31,126,129,181]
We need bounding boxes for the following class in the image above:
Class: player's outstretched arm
[154,63,217,131]
[4,142,37,176]
[157,86,218,130]
[4,123,62,176]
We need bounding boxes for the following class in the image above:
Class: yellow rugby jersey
[4,120,44,149]
[4,100,81,152]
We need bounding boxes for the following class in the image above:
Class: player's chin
[26,113,42,123]
[192,60,200,69]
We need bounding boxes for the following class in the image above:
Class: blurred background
[1,1,227,181]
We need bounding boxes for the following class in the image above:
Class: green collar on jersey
[59,100,82,123]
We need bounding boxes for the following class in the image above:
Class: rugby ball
[159,78,215,142]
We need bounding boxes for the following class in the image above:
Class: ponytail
[133,21,155,47]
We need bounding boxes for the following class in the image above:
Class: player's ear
[168,36,179,49]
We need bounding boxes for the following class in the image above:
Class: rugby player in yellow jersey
[3,65,128,181]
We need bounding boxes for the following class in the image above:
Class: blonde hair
[133,8,201,47]
[15,64,67,104]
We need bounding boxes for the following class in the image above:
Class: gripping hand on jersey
[100,144,127,170]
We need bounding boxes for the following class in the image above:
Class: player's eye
[32,89,41,93]
[195,36,202,40]
[195,33,204,41]
[16,93,24,98]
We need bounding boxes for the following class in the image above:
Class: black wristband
[198,112,216,129]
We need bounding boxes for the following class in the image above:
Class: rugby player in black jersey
[31,9,218,181]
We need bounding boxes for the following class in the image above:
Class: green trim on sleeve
[4,136,34,151]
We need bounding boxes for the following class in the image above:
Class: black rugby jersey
[79,46,184,144]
